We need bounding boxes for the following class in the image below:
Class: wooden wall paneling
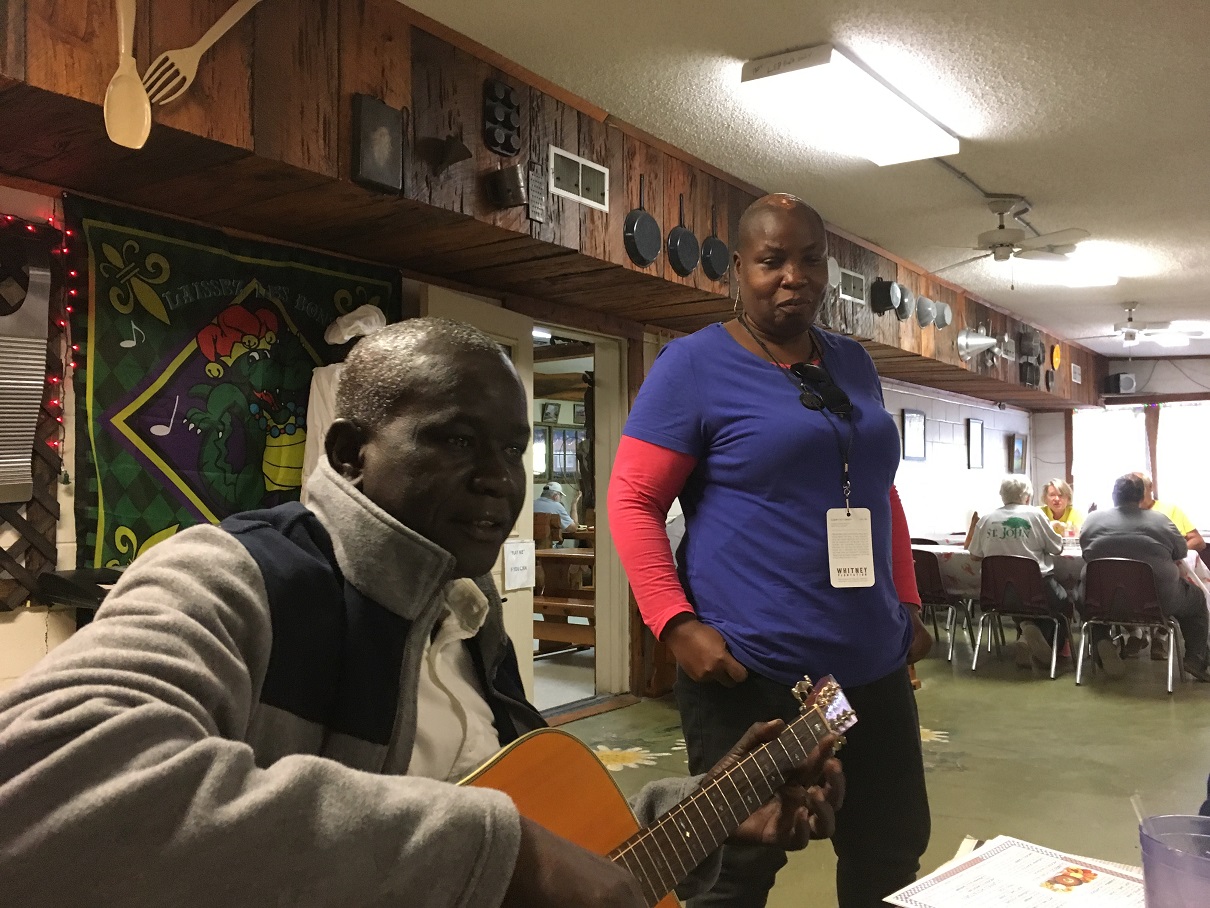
[436,237,567,277]
[480,66,530,235]
[700,171,730,295]
[456,253,616,291]
[661,154,699,290]
[602,123,628,272]
[26,0,130,104]
[893,266,924,353]
[0,81,246,196]
[121,154,328,218]
[623,133,664,278]
[149,0,253,149]
[338,0,412,185]
[826,234,871,341]
[527,83,579,250]
[576,111,610,263]
[502,292,645,341]
[0,0,25,79]
[253,0,338,177]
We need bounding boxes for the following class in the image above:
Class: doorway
[531,326,597,710]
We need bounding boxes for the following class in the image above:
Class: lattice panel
[0,213,64,611]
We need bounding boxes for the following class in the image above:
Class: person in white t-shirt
[969,475,1069,670]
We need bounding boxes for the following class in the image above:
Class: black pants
[675,665,931,908]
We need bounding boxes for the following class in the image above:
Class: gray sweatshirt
[0,461,704,907]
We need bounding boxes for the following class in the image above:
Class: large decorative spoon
[102,0,151,149]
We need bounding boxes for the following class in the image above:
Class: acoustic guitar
[464,675,857,907]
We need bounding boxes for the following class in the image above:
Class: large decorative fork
[142,0,263,106]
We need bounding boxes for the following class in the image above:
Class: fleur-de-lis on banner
[105,523,180,568]
[99,240,172,324]
[334,286,382,315]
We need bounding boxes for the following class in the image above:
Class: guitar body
[463,728,680,907]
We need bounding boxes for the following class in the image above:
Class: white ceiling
[406,0,1210,359]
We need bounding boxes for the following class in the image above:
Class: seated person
[1040,478,1084,533]
[969,475,1069,669]
[534,480,575,530]
[1126,472,1206,659]
[1080,473,1210,682]
[0,318,843,908]
[1134,472,1206,552]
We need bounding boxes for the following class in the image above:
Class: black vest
[221,502,531,748]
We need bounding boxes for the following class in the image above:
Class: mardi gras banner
[67,198,399,568]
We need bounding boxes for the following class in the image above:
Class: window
[532,426,549,481]
[551,427,586,483]
[1156,402,1210,527]
[1071,406,1147,512]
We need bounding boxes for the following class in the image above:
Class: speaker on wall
[1104,373,1137,394]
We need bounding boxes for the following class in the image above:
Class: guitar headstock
[793,674,857,739]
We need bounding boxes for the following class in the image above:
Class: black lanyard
[737,315,856,513]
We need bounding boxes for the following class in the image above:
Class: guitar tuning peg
[791,675,814,707]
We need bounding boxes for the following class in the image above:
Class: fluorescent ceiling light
[740,44,960,166]
[531,328,552,340]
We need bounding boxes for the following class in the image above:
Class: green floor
[559,636,1210,906]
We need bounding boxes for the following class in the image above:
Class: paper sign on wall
[503,540,536,591]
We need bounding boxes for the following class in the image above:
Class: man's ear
[325,418,369,484]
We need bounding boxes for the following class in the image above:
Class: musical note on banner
[150,396,178,437]
[119,321,145,349]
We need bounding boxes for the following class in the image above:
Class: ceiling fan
[934,197,1090,275]
[1076,304,1210,349]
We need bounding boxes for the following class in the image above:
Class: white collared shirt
[408,579,503,783]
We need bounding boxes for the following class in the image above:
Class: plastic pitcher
[1140,815,1210,906]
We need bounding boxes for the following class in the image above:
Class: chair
[973,555,1070,679]
[912,548,973,661]
[533,512,564,551]
[1077,557,1182,693]
[910,537,940,545]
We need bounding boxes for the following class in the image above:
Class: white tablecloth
[914,544,1085,600]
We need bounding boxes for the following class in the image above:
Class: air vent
[548,146,609,212]
[838,268,866,305]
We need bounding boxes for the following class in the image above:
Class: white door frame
[419,285,537,698]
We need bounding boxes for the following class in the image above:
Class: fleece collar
[304,459,456,620]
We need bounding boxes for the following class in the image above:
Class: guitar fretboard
[606,705,835,907]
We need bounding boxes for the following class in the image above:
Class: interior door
[419,286,536,697]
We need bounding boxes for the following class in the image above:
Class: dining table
[913,543,1086,600]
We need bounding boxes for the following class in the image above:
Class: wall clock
[1050,344,1062,370]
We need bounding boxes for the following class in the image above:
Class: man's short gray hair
[335,317,505,431]
[1000,475,1033,505]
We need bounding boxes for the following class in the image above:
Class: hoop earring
[732,287,742,316]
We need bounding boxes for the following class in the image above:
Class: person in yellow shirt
[1133,472,1206,551]
[1040,478,1084,534]
[1125,472,1206,660]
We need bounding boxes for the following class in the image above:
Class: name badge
[826,507,875,588]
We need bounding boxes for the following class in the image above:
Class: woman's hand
[906,606,933,664]
[662,614,748,686]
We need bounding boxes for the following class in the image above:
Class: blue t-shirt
[533,495,574,529]
[623,322,911,688]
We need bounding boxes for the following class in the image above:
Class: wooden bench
[533,590,595,647]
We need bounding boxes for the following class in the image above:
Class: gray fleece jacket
[0,461,706,907]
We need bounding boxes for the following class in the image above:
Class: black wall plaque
[483,79,522,157]
[351,94,404,194]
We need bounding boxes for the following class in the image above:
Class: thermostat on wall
[1071,363,1082,385]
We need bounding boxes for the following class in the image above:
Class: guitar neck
[606,705,835,907]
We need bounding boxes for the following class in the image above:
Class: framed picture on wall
[1010,434,1027,474]
[902,409,926,461]
[540,401,560,424]
[572,402,586,425]
[967,418,983,469]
